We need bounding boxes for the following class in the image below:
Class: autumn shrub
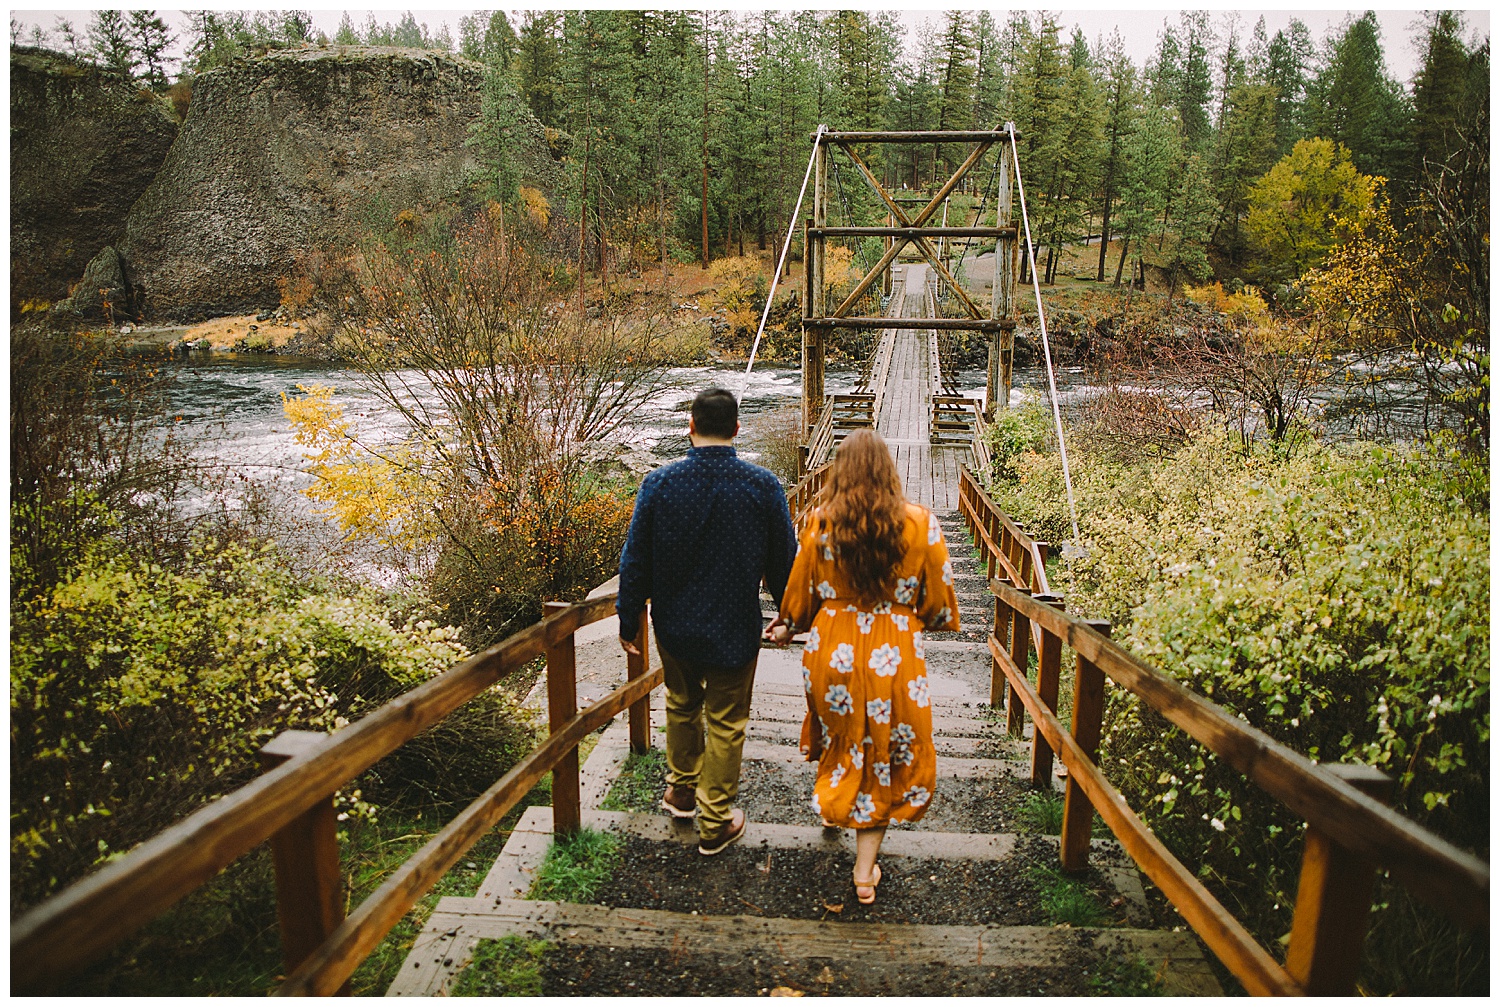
[986,430,1488,992]
[708,255,768,339]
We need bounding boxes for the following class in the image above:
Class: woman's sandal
[854,863,882,905]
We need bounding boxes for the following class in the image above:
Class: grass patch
[528,827,622,903]
[450,935,554,996]
[1029,863,1108,928]
[599,746,668,813]
[1086,953,1166,996]
[1017,790,1064,834]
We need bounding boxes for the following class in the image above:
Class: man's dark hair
[691,387,738,440]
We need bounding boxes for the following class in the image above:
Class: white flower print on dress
[894,576,919,605]
[893,723,917,746]
[825,683,853,715]
[892,744,915,767]
[862,735,873,747]
[907,675,931,708]
[935,606,952,628]
[810,791,822,816]
[802,664,812,693]
[927,513,942,545]
[822,546,834,561]
[941,559,953,585]
[829,642,855,674]
[902,785,931,808]
[868,643,902,677]
[805,626,820,652]
[865,698,892,724]
[874,761,891,786]
[872,601,892,615]
[852,792,876,823]
[829,764,846,788]
[856,611,875,634]
[847,746,864,769]
[817,580,837,599]
[820,720,831,747]
[890,613,909,631]
[912,631,925,658]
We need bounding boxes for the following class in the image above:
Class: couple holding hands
[617,388,959,905]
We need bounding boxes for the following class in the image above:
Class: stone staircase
[385,512,1222,996]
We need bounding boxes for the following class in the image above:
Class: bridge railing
[957,464,1049,597]
[965,474,1488,995]
[11,595,659,996]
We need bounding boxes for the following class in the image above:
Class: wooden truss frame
[802,127,1021,432]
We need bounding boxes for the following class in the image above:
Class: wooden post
[1284,764,1395,995]
[258,730,348,995]
[1006,592,1031,738]
[990,136,1016,416]
[989,588,1012,709]
[804,135,828,437]
[544,601,581,837]
[1060,619,1111,872]
[626,609,651,755]
[1029,594,1065,788]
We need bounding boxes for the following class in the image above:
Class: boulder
[62,246,130,319]
[103,45,558,321]
[10,46,178,307]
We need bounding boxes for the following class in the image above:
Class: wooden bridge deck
[878,264,967,513]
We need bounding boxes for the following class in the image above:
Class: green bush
[989,429,1488,992]
[9,537,487,908]
[983,395,1054,481]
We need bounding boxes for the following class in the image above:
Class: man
[617,387,798,855]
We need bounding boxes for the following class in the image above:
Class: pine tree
[1410,12,1479,171]
[517,12,563,127]
[460,11,518,69]
[128,11,176,89]
[935,12,977,179]
[333,13,359,46]
[1094,31,1139,280]
[1262,19,1314,156]
[1114,104,1180,286]
[88,10,138,78]
[54,18,84,58]
[1176,12,1215,151]
[1304,13,1411,184]
[392,13,427,49]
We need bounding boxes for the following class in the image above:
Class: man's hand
[763,616,793,647]
[620,636,642,657]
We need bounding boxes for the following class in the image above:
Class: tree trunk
[701,12,710,270]
[1096,193,1113,281]
[1113,235,1130,286]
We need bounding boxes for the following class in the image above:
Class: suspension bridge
[11,127,1488,997]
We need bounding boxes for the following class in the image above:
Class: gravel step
[408,896,1221,996]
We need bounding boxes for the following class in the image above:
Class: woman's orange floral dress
[780,502,959,828]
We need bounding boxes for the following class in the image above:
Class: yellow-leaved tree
[1245,138,1380,283]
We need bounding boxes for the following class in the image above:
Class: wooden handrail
[957,466,1049,596]
[991,579,1489,928]
[10,593,623,994]
[276,662,664,995]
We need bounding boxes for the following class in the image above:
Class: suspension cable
[1007,123,1082,554]
[741,124,826,402]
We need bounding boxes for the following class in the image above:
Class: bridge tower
[800,125,1021,441]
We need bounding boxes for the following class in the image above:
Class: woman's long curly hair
[820,429,907,605]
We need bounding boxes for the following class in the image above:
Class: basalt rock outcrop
[59,45,558,320]
[10,46,180,307]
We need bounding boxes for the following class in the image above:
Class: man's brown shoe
[661,784,697,819]
[698,808,746,855]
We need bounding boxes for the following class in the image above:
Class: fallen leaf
[817,966,837,985]
[769,987,805,997]
[822,901,844,914]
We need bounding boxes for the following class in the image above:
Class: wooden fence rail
[964,467,1488,995]
[11,594,655,996]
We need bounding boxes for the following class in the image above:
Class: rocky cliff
[61,45,558,320]
[10,47,180,307]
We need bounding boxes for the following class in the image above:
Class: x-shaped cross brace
[828,139,993,320]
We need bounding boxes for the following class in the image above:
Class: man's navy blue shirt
[617,445,797,668]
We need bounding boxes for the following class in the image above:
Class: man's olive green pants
[657,639,759,842]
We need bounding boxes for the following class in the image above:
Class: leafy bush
[9,538,481,908]
[983,396,1053,481]
[988,429,1487,992]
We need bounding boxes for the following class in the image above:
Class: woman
[768,429,959,904]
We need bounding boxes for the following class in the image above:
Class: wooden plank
[275,663,667,996]
[989,580,1489,928]
[10,593,619,994]
[819,129,1023,142]
[810,226,1016,238]
[989,636,1302,997]
[626,611,651,754]
[1029,596,1065,788]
